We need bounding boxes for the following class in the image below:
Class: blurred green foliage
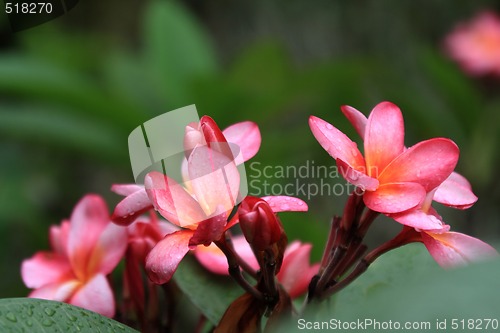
[0,0,499,325]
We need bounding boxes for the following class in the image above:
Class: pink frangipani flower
[340,104,478,212]
[111,117,262,226]
[21,195,127,317]
[445,11,500,76]
[194,236,319,299]
[329,104,497,266]
[143,117,307,284]
[310,102,459,229]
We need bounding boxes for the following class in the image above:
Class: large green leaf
[174,255,244,325]
[0,298,138,332]
[334,243,438,307]
[279,244,500,332]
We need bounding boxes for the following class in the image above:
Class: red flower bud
[239,196,284,251]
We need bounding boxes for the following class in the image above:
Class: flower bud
[239,196,284,251]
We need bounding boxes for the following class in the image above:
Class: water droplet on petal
[280,204,290,210]
[297,201,304,206]
[325,123,333,130]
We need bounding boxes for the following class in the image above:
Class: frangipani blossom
[21,195,127,317]
[145,166,308,284]
[195,236,319,298]
[310,102,459,229]
[340,105,477,211]
[111,117,261,226]
[445,11,500,76]
[325,104,497,266]
[144,146,239,284]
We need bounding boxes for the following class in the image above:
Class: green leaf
[280,245,500,332]
[142,0,218,108]
[174,256,244,325]
[334,250,500,321]
[0,55,144,129]
[334,243,438,307]
[0,298,138,332]
[0,107,127,161]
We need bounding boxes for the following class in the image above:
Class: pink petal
[223,121,261,162]
[68,195,110,281]
[422,231,499,268]
[200,116,235,160]
[309,116,366,171]
[69,274,116,317]
[49,221,70,255]
[21,252,73,289]
[145,229,194,284]
[200,116,227,144]
[111,184,144,196]
[276,242,319,298]
[188,207,227,246]
[184,122,206,154]
[337,158,379,191]
[194,243,231,275]
[261,196,308,212]
[111,187,153,226]
[340,105,367,140]
[390,209,446,231]
[363,182,426,213]
[444,171,473,190]
[87,223,127,276]
[188,146,240,216]
[29,280,80,302]
[157,220,181,236]
[145,171,207,228]
[194,235,259,275]
[364,102,405,176]
[433,172,478,209]
[379,138,459,191]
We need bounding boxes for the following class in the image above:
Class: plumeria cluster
[21,103,497,332]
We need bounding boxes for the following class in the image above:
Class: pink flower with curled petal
[194,236,319,299]
[111,117,262,226]
[21,195,127,317]
[309,102,459,230]
[332,104,498,265]
[445,11,500,76]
